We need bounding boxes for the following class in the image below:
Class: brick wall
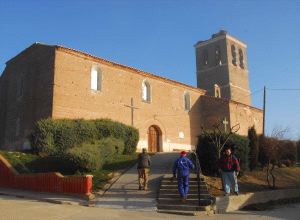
[0,154,92,196]
[52,48,206,151]
[0,44,55,150]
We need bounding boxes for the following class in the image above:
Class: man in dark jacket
[172,151,195,202]
[137,148,151,190]
[219,146,240,195]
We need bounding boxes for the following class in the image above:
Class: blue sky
[1,0,300,139]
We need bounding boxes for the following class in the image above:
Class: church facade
[0,31,263,152]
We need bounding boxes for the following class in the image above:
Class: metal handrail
[191,151,202,207]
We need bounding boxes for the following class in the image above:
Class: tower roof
[194,30,247,48]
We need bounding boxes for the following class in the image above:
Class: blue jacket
[173,156,195,177]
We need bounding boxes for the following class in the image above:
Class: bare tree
[201,122,240,160]
[271,125,290,140]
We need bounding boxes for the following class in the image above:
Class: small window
[239,49,244,69]
[231,45,237,66]
[203,49,208,65]
[17,76,24,98]
[184,92,190,111]
[215,46,222,65]
[214,84,221,98]
[142,80,151,102]
[91,66,102,91]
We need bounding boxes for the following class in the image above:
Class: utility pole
[263,86,266,136]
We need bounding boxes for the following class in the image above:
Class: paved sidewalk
[0,188,88,206]
[95,152,179,211]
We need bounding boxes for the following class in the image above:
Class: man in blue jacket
[172,151,195,202]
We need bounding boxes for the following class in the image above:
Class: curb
[0,189,90,207]
[215,188,300,213]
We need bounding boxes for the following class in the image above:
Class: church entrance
[148,125,162,153]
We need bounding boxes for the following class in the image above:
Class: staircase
[157,174,215,216]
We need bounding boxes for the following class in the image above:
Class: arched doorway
[148,125,162,153]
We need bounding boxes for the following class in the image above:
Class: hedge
[196,132,249,175]
[31,118,139,156]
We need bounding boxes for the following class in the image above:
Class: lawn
[205,166,300,196]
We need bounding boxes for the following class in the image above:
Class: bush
[248,126,259,171]
[196,132,249,175]
[66,144,102,172]
[258,136,297,167]
[97,137,125,162]
[31,118,138,156]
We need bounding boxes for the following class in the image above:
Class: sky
[0,0,300,139]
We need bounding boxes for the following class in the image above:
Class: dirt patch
[205,167,300,197]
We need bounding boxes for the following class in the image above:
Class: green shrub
[66,144,102,172]
[197,132,249,175]
[98,137,125,158]
[31,118,138,156]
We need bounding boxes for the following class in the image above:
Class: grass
[0,150,38,173]
[0,150,138,191]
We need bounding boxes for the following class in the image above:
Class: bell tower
[195,30,251,105]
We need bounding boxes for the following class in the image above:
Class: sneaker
[224,193,230,196]
[138,186,142,190]
[234,192,239,196]
[181,197,187,203]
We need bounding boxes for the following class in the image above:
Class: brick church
[0,31,263,152]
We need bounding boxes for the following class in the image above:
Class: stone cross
[222,117,229,133]
[124,98,139,126]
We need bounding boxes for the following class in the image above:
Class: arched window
[142,80,151,102]
[231,44,237,66]
[214,84,221,98]
[91,66,102,91]
[203,49,208,65]
[239,49,244,69]
[215,46,222,65]
[184,92,190,111]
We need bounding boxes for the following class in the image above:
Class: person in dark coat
[137,148,151,190]
[172,151,195,202]
[219,146,240,195]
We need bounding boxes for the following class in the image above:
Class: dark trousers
[177,175,189,197]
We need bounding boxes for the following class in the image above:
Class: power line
[267,88,300,91]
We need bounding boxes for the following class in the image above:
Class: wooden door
[148,126,159,153]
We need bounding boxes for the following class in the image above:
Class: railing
[191,150,202,207]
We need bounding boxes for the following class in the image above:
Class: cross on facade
[222,117,229,133]
[124,98,139,126]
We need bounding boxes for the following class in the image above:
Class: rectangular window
[91,69,98,90]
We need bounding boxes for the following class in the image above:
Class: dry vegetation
[205,166,300,196]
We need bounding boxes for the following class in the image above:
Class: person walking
[172,151,195,202]
[137,148,151,190]
[219,146,240,196]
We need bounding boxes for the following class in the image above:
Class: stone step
[157,209,214,216]
[158,198,213,206]
[157,204,211,212]
[161,181,206,185]
[159,188,209,193]
[160,185,207,189]
[158,193,212,199]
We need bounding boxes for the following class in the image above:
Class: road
[1,195,300,220]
